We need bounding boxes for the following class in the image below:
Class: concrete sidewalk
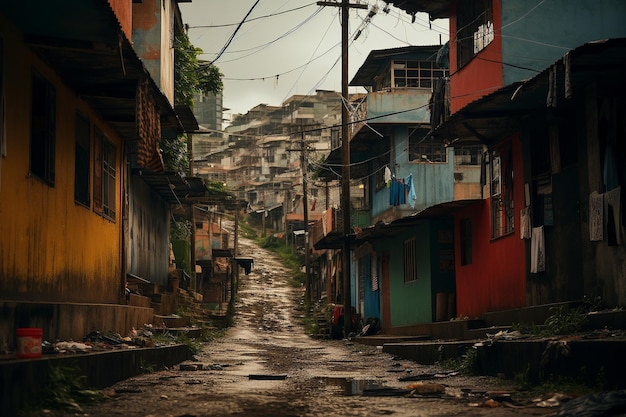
[353,306,626,389]
[0,344,191,416]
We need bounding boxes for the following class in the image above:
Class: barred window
[490,147,514,239]
[94,128,116,221]
[457,0,494,69]
[74,113,91,206]
[403,237,417,283]
[30,69,56,185]
[392,60,448,89]
[410,135,446,163]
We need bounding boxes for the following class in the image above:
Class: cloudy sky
[178,1,448,121]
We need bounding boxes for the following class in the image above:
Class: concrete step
[464,325,512,340]
[353,334,430,347]
[475,337,626,387]
[383,339,477,365]
[152,327,204,338]
[153,314,187,328]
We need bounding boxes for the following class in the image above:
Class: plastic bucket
[16,328,43,358]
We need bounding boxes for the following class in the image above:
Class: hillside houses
[192,90,345,235]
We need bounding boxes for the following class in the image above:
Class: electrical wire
[204,7,324,64]
[209,0,260,65]
[188,4,315,28]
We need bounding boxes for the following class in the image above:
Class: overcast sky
[178,1,448,121]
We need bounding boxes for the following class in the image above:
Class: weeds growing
[22,363,104,415]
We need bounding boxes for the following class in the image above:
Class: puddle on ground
[316,377,385,396]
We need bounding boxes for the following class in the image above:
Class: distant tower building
[193,90,223,131]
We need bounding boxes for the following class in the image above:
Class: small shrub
[544,305,587,335]
[23,363,105,414]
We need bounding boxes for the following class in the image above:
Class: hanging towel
[530,226,545,273]
[384,166,392,188]
[520,207,532,239]
[605,186,622,246]
[389,178,406,206]
[405,173,416,208]
[589,191,604,241]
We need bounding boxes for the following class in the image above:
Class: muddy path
[62,232,553,417]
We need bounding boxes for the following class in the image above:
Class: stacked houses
[311,0,626,335]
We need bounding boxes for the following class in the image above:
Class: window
[403,237,417,282]
[330,127,340,150]
[460,218,472,265]
[457,0,494,68]
[490,147,514,238]
[30,70,56,184]
[94,128,116,221]
[391,60,448,89]
[454,145,483,165]
[74,113,90,206]
[410,132,446,163]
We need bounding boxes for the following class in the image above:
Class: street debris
[405,382,446,396]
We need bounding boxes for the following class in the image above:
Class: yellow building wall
[0,18,124,303]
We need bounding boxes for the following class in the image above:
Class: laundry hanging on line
[389,178,407,206]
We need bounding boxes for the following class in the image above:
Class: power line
[209,0,260,65]
[203,7,324,64]
[188,4,315,28]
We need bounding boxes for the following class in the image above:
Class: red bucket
[16,328,43,358]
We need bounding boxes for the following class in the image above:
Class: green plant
[514,363,533,389]
[174,30,222,107]
[23,363,105,414]
[170,219,191,240]
[459,346,478,375]
[544,305,588,335]
[438,346,479,375]
[511,321,541,335]
[139,358,156,374]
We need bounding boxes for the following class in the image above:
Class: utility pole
[317,0,367,337]
[301,123,311,305]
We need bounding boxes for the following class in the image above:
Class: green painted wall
[385,223,433,327]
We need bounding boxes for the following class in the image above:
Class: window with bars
[392,60,448,89]
[74,113,90,206]
[457,0,494,69]
[454,145,483,165]
[403,237,417,283]
[376,60,448,91]
[30,69,56,185]
[94,128,116,221]
[490,147,514,239]
[410,135,446,163]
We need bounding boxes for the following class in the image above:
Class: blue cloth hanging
[405,174,416,208]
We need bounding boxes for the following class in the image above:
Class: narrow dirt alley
[65,233,553,417]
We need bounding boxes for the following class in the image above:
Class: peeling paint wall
[0,18,123,303]
[132,0,175,104]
